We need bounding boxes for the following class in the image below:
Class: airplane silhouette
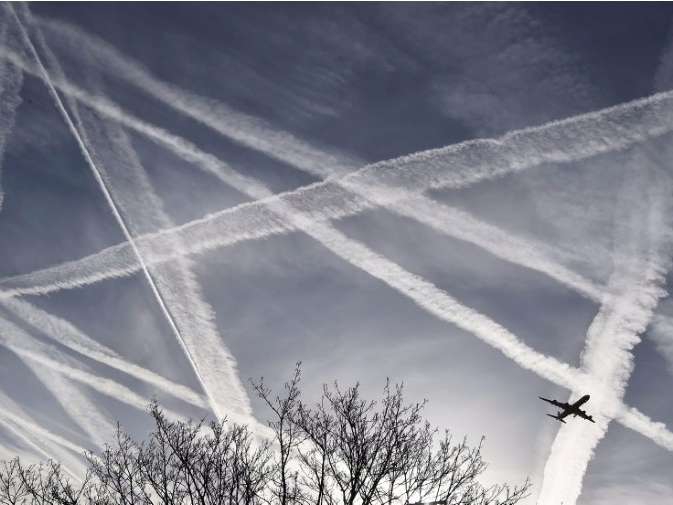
[539,394,595,423]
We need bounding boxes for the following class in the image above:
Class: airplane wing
[539,397,571,409]
[576,409,595,423]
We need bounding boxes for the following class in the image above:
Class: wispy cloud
[1,297,207,409]
[0,314,117,448]
[0,389,88,479]
[0,314,188,423]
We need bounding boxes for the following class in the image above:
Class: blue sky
[1,3,673,504]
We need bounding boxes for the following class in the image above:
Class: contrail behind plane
[538,155,673,504]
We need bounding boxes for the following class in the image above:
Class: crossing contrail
[0,389,88,479]
[0,34,653,303]
[4,9,587,395]
[0,61,672,301]
[3,26,673,454]
[1,297,208,409]
[3,6,673,461]
[27,17,254,426]
[0,315,188,423]
[7,3,226,421]
[538,155,673,504]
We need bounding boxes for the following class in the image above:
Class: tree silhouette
[0,366,529,504]
[252,365,529,505]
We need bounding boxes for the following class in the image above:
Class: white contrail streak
[0,315,188,423]
[5,9,583,397]
[0,297,208,409]
[22,8,253,425]
[0,389,88,479]
[0,35,649,303]
[3,13,673,454]
[22,17,609,301]
[37,15,362,178]
[1,70,672,301]
[538,155,673,504]
[0,5,25,211]
[0,314,117,448]
[7,3,225,420]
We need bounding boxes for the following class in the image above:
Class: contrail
[0,297,208,409]
[0,388,88,478]
[0,315,188,424]
[0,416,87,480]
[0,5,25,212]
[28,367,116,448]
[0,314,117,448]
[538,155,673,504]
[0,33,651,302]
[37,15,362,178]
[17,16,664,279]
[2,35,673,452]
[22,10,253,426]
[7,3,225,420]
[1,65,672,301]
[4,12,673,453]
[5,13,583,391]
[2,17,608,302]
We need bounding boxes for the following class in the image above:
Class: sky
[1,2,673,504]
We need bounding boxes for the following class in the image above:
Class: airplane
[539,394,595,423]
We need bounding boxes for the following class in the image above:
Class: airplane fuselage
[539,394,595,423]
[560,394,590,419]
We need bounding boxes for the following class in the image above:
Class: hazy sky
[1,3,673,504]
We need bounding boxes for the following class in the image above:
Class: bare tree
[252,366,530,505]
[250,366,305,505]
[0,401,273,505]
[1,370,529,505]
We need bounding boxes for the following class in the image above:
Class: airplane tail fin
[547,414,566,424]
